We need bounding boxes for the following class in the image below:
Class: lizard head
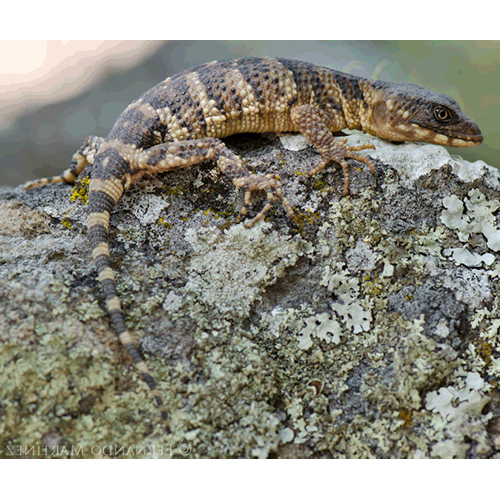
[362,81,483,147]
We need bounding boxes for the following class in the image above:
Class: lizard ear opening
[368,100,418,142]
[369,101,404,141]
[371,101,390,130]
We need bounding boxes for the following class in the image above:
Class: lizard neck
[357,78,393,137]
[329,71,369,132]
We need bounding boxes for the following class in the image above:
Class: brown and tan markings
[25,57,483,430]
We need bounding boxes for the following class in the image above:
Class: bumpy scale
[25,57,483,429]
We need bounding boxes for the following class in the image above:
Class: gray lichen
[1,132,499,458]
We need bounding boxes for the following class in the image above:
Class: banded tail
[25,141,170,430]
[87,175,169,429]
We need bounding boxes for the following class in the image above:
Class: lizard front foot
[308,137,376,197]
[233,173,294,228]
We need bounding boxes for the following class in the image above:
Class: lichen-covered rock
[1,132,499,458]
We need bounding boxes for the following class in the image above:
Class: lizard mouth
[415,121,484,148]
[447,133,483,147]
[445,116,483,146]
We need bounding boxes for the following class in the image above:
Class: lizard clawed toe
[233,174,294,228]
[307,138,377,195]
[20,56,482,433]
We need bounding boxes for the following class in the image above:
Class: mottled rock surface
[1,132,499,458]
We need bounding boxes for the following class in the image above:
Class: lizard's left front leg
[137,138,293,228]
[290,105,376,196]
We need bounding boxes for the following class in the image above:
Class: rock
[0,132,499,458]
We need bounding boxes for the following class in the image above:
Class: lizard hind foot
[233,173,294,228]
[24,173,74,190]
[24,165,82,190]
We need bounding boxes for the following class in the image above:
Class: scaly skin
[25,57,483,429]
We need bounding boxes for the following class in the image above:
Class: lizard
[24,56,483,431]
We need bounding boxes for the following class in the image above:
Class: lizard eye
[433,106,452,123]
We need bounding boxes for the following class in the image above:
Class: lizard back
[25,56,483,430]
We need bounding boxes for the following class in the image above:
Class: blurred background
[1,40,498,187]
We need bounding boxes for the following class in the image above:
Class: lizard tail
[88,176,169,429]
